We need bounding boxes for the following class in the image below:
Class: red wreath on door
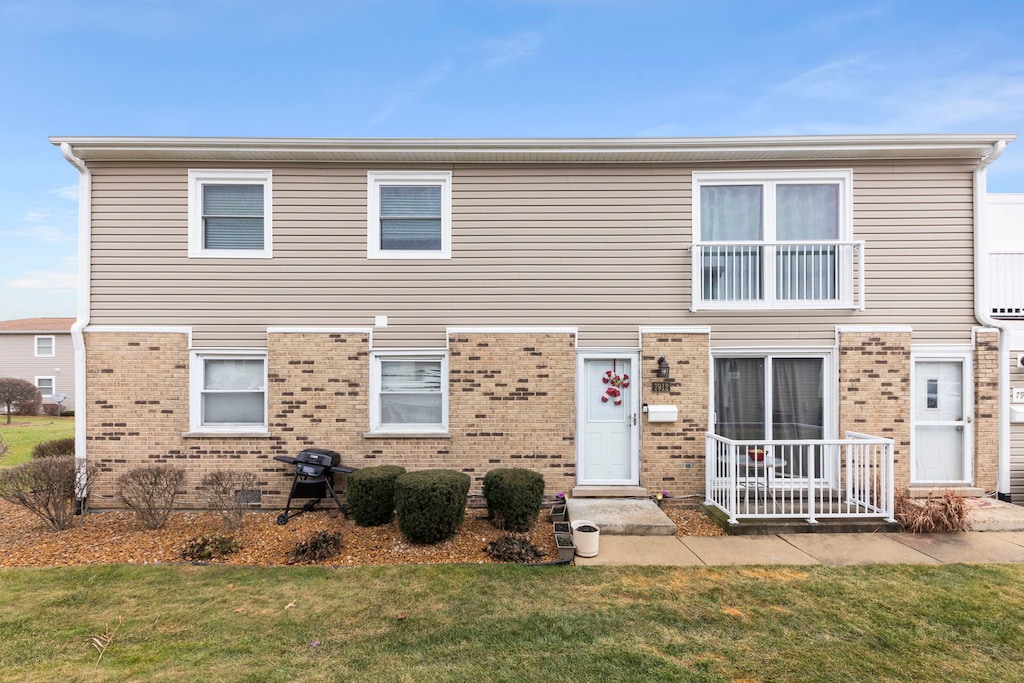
[600,362,630,406]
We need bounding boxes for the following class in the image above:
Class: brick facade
[974,329,1000,492]
[837,331,912,489]
[639,332,710,499]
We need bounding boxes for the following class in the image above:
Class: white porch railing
[691,241,865,310]
[705,432,895,526]
[989,253,1024,319]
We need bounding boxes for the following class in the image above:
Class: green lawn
[0,416,75,467]
[1,563,1022,682]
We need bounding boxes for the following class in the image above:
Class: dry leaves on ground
[0,499,722,568]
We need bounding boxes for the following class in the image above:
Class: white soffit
[49,134,1016,165]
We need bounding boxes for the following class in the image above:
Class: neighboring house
[982,193,1024,502]
[0,317,77,413]
[51,134,1016,521]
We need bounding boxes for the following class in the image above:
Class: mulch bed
[0,499,723,568]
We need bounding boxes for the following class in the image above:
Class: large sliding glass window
[714,355,828,480]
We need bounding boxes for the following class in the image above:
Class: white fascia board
[446,326,578,335]
[835,325,913,334]
[267,327,373,334]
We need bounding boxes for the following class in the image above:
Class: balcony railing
[705,432,895,526]
[989,253,1024,319]
[691,241,865,310]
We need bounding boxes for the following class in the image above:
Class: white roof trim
[49,134,1016,165]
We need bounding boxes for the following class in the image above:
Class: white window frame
[189,350,268,434]
[369,350,449,434]
[35,376,55,398]
[367,171,452,259]
[188,169,273,259]
[710,349,836,486]
[692,169,855,310]
[35,335,55,357]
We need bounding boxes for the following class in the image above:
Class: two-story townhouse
[0,317,77,413]
[52,134,1015,522]
[982,192,1024,502]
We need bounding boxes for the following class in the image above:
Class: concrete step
[703,505,901,536]
[571,485,648,498]
[565,498,676,536]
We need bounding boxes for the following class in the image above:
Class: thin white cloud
[50,184,78,201]
[4,207,76,244]
[6,270,78,290]
[369,60,456,128]
[482,31,544,69]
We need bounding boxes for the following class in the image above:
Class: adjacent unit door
[578,356,638,485]
[913,359,972,483]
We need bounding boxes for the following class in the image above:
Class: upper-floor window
[692,170,861,310]
[35,335,55,357]
[367,171,452,259]
[188,170,273,258]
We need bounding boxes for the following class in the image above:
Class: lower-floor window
[190,351,267,432]
[714,353,828,479]
[371,351,447,432]
[35,376,55,397]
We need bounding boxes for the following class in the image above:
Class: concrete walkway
[573,530,1024,566]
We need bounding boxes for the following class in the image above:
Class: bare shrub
[0,378,41,424]
[0,455,98,530]
[895,490,970,533]
[200,470,261,531]
[0,433,8,458]
[116,466,186,530]
[32,437,75,459]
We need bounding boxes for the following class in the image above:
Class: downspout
[973,139,1011,500]
[59,142,91,510]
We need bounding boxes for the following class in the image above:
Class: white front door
[912,358,972,484]
[578,355,638,485]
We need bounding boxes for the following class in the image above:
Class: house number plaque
[1012,386,1024,403]
[651,381,672,393]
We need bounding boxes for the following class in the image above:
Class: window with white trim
[35,336,55,357]
[367,171,452,259]
[370,352,448,433]
[35,377,55,397]
[188,170,272,258]
[190,351,267,432]
[692,170,859,310]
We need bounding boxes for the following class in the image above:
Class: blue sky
[2,0,1023,321]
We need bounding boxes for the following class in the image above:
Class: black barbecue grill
[272,448,356,525]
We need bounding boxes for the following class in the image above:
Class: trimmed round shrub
[32,437,75,459]
[394,469,470,544]
[482,468,545,532]
[347,465,406,527]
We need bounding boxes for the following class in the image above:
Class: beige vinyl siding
[87,159,978,349]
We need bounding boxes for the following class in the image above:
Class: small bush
[0,455,98,531]
[286,531,342,564]
[200,470,261,531]
[348,465,406,527]
[895,490,970,533]
[0,434,7,458]
[115,465,186,530]
[394,469,470,544]
[483,534,546,563]
[482,468,545,532]
[180,534,240,562]
[32,437,76,460]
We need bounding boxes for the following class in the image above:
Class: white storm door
[912,358,972,484]
[578,356,638,485]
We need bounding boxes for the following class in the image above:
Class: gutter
[59,142,91,508]
[973,139,1012,500]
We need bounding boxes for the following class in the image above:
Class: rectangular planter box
[552,521,571,534]
[549,504,567,522]
[554,533,576,562]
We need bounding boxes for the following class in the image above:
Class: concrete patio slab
[565,498,676,536]
[886,531,1024,564]
[995,531,1024,548]
[966,498,1024,531]
[572,535,703,566]
[680,535,820,566]
[780,533,940,565]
